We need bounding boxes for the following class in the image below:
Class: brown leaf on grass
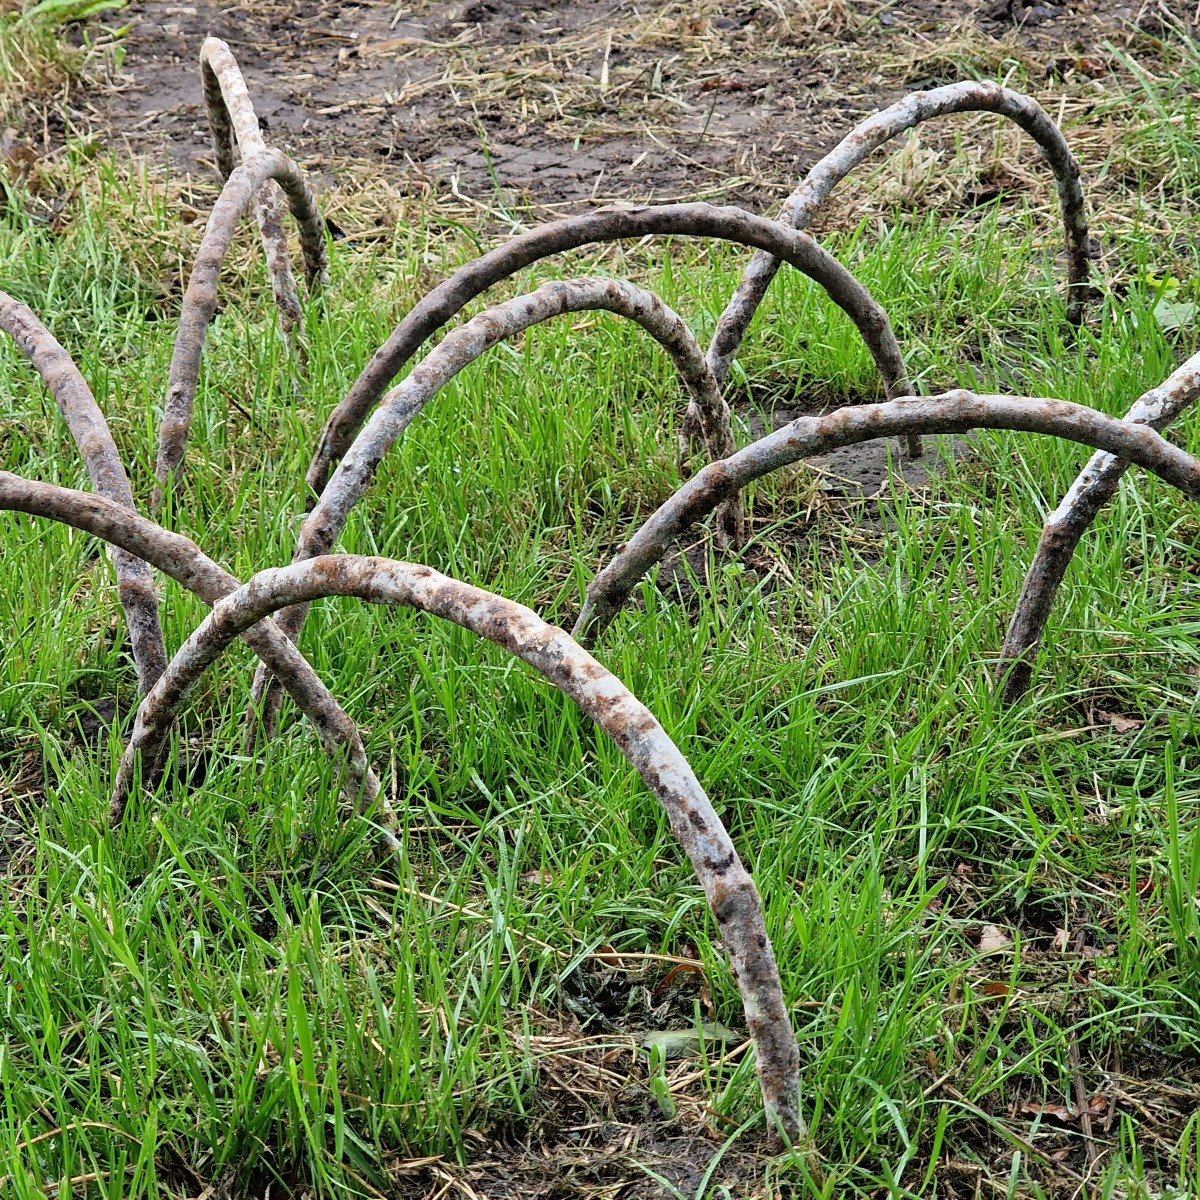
[978,924,1013,955]
[979,980,1011,997]
[592,944,623,967]
[1093,709,1143,734]
[1,129,39,181]
[1021,1100,1073,1122]
[653,961,708,997]
[1020,1094,1109,1123]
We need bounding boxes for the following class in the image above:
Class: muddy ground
[72,0,1178,212]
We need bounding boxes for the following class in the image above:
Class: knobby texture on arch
[997,350,1200,702]
[113,554,804,1144]
[706,81,1092,391]
[200,37,313,354]
[0,293,168,694]
[0,469,386,843]
[248,271,851,741]
[571,391,1200,646]
[154,148,327,510]
[303,200,915,501]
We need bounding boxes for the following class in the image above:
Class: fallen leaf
[1020,1100,1073,1122]
[1154,298,1197,334]
[980,980,1011,997]
[1093,709,1144,734]
[1019,1095,1109,1124]
[592,943,622,966]
[653,961,708,997]
[978,924,1013,955]
[641,1021,740,1059]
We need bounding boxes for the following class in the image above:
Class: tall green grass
[2,94,1200,1197]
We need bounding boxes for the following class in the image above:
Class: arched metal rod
[200,37,310,354]
[0,469,386,843]
[304,200,915,501]
[154,148,327,511]
[997,351,1200,702]
[116,554,806,1146]
[707,82,1091,391]
[571,391,1200,646]
[245,275,755,742]
[0,294,168,693]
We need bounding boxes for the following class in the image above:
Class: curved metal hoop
[154,149,327,509]
[247,274,749,738]
[0,470,383,834]
[572,391,1200,644]
[707,82,1091,389]
[115,554,803,1143]
[997,350,1200,700]
[200,37,318,349]
[304,200,915,500]
[0,294,167,693]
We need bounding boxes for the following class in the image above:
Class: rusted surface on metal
[200,38,313,352]
[304,200,914,500]
[0,293,168,694]
[573,391,1200,644]
[247,274,770,739]
[997,351,1200,701]
[119,553,805,1143]
[154,147,326,510]
[707,81,1091,397]
[0,470,381,833]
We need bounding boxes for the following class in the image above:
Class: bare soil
[74,0,1169,211]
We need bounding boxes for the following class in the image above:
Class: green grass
[3,57,1200,1198]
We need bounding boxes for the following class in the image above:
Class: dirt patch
[733,381,976,499]
[413,1120,780,1198]
[0,742,45,881]
[63,0,1177,211]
